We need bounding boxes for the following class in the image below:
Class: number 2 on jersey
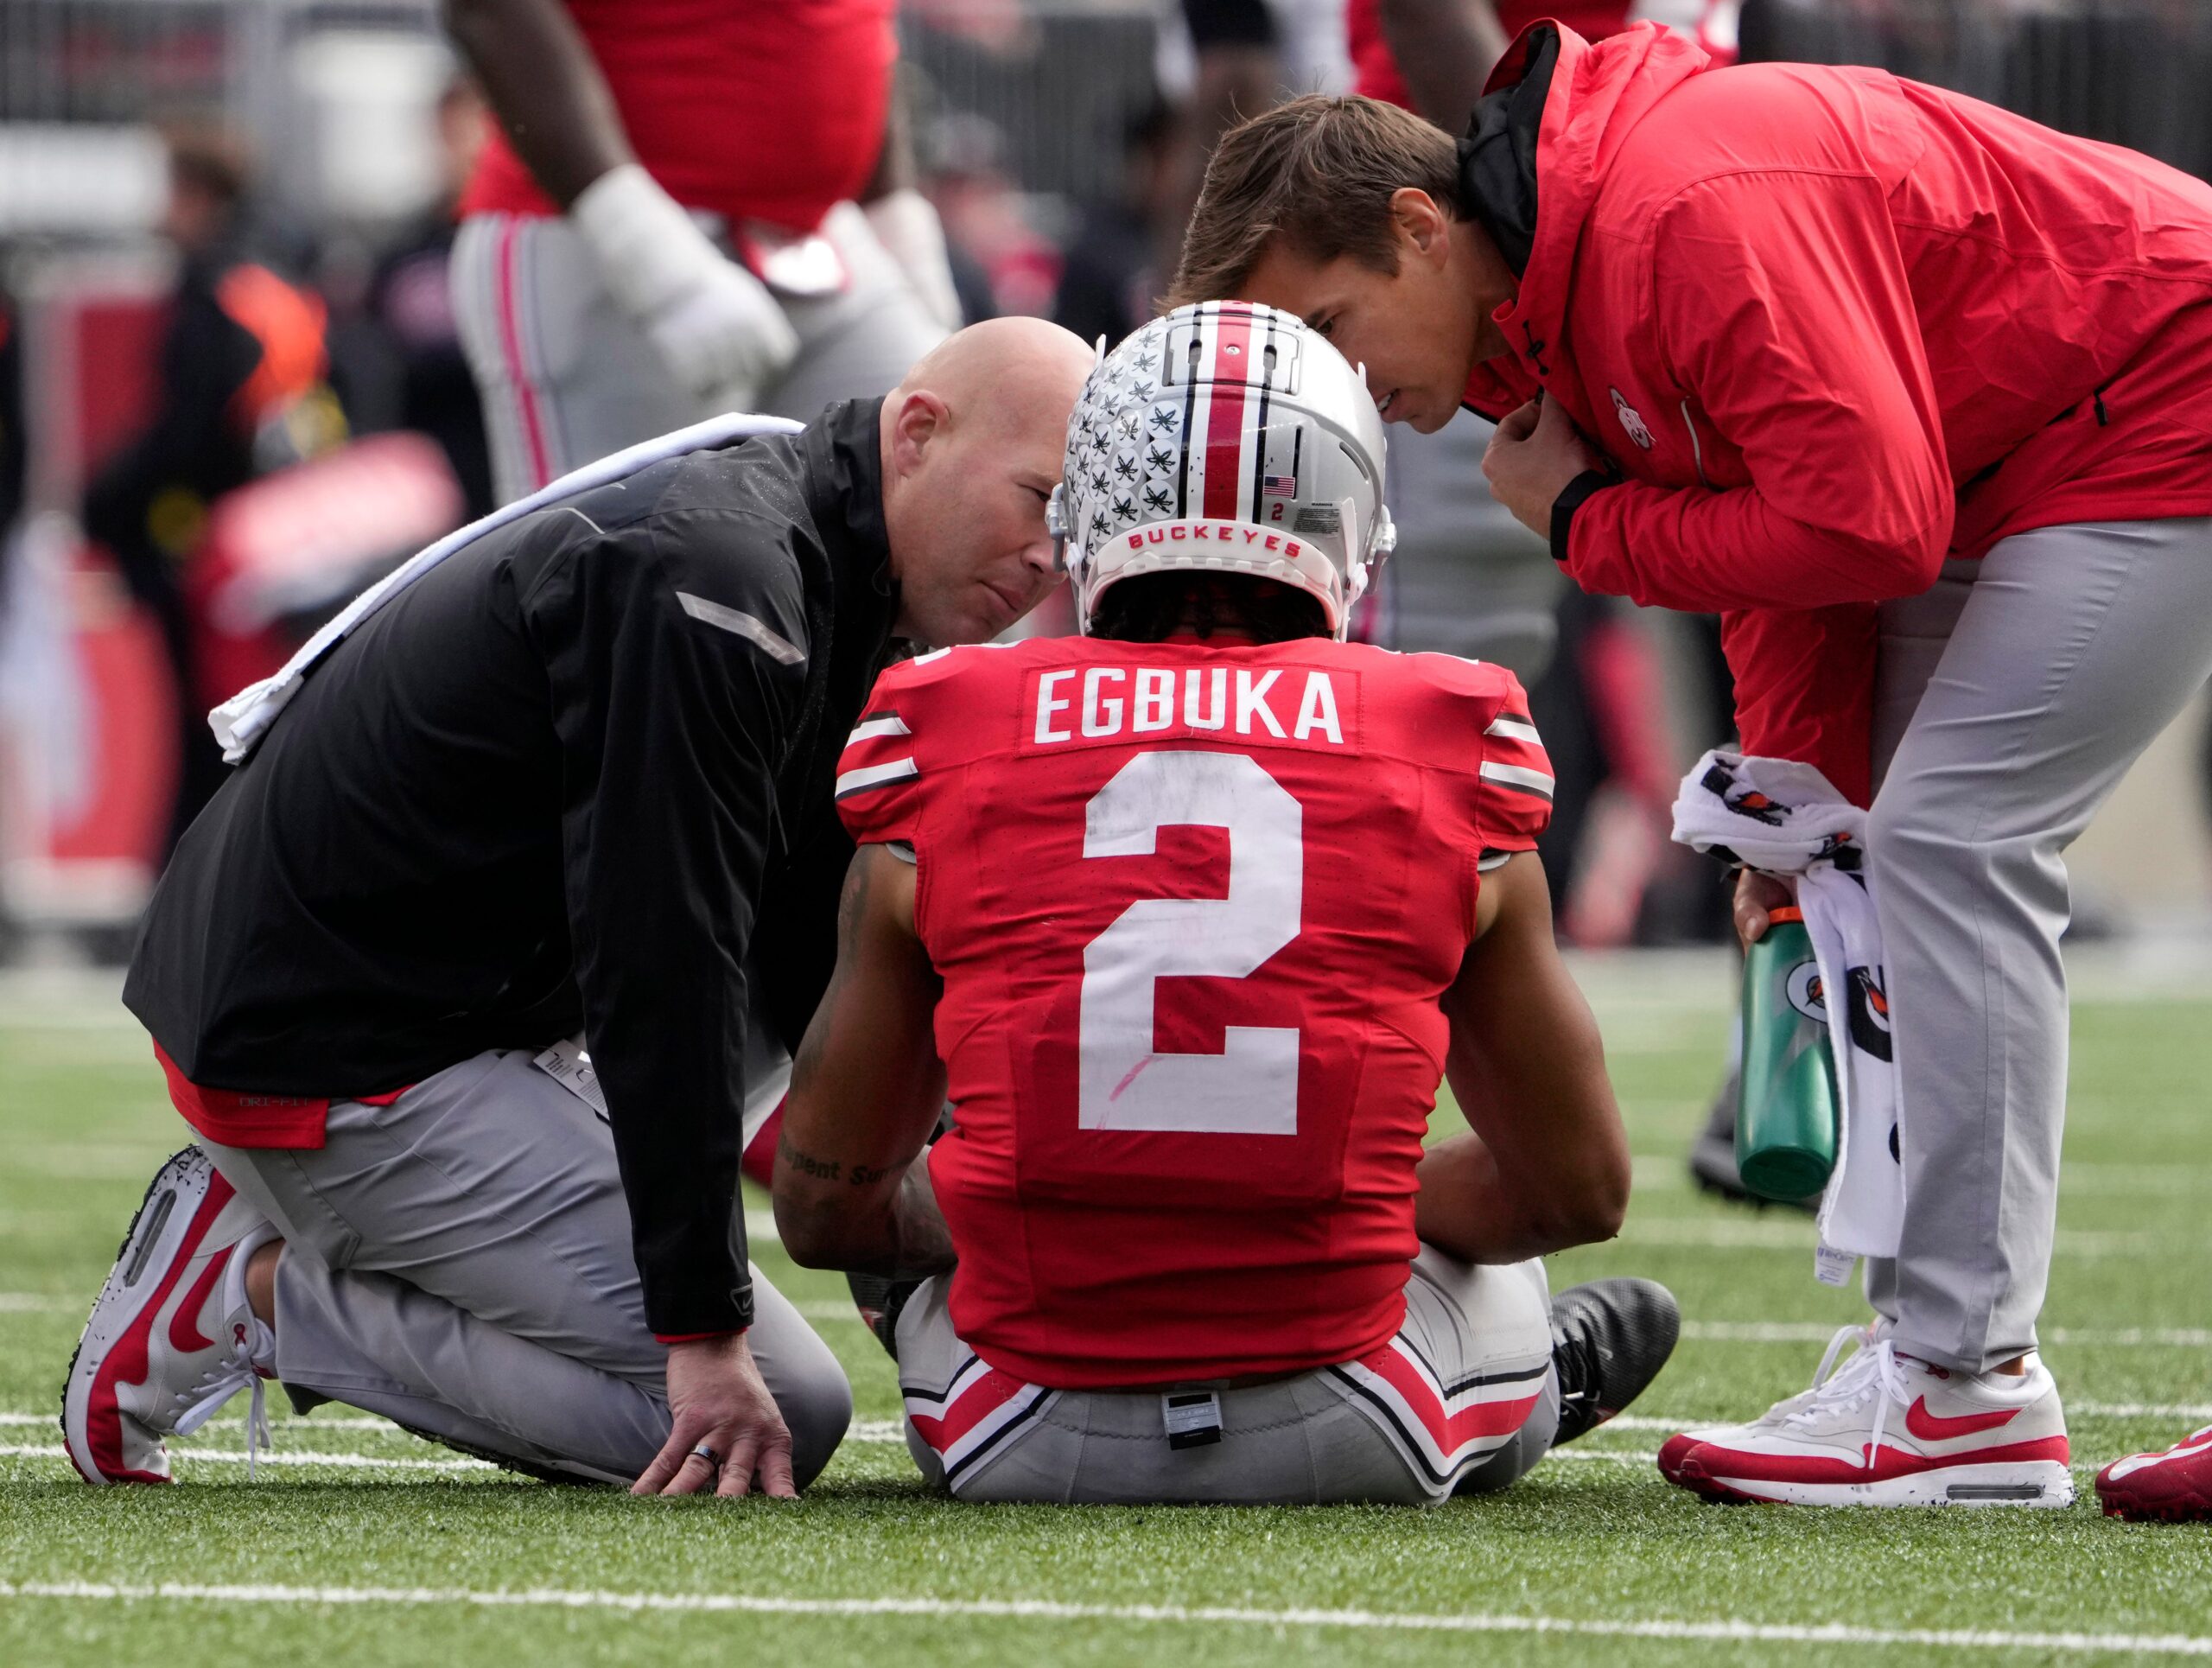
[1078,749,1303,1134]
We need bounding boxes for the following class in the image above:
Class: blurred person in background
[357,78,498,521]
[442,0,962,506]
[0,291,22,544]
[1051,98,1179,351]
[1154,3,1351,299]
[920,112,1061,323]
[82,125,339,860]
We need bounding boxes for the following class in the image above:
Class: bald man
[67,320,1096,1497]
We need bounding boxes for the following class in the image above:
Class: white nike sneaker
[61,1148,280,1484]
[1656,1321,1889,1483]
[1659,1327,2073,1507]
[2096,1425,2212,1522]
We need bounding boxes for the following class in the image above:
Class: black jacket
[124,398,901,1336]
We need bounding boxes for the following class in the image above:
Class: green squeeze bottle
[1735,906,1839,1203]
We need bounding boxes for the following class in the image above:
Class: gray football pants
[198,1047,851,1486]
[896,1250,1558,1506]
[453,200,946,506]
[1862,519,2212,1373]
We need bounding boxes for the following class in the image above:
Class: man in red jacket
[1171,21,2212,1511]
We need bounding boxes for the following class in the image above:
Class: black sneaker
[1549,1278,1681,1447]
[846,1272,922,1362]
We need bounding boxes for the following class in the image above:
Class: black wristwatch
[1549,469,1616,564]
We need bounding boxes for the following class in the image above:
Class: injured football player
[773,302,1678,1505]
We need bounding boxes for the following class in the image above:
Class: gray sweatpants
[198,1047,851,1486]
[453,200,946,506]
[1862,519,2212,1372]
[896,1249,1558,1506]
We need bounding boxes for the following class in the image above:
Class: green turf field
[3,958,2207,1666]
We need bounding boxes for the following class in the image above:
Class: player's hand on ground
[1483,394,1604,538]
[1733,869,1796,948]
[634,1332,798,1499]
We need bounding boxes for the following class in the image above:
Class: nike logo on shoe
[1904,1396,2022,1442]
[166,1246,234,1354]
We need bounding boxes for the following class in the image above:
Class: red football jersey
[836,635,1552,1388]
[461,0,896,233]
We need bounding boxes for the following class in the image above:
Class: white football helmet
[1048,301,1395,640]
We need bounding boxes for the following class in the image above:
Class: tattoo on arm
[776,1126,841,1181]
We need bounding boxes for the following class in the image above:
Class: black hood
[1455,23,1560,278]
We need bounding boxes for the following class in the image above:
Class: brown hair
[1167,94,1461,309]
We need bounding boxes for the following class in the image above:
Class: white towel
[1672,749,1904,1285]
[208,411,804,762]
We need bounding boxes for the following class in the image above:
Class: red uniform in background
[461,0,896,232]
[835,635,1552,1389]
[1346,0,1634,107]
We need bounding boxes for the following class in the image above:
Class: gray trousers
[1862,519,2212,1372]
[199,1047,851,1486]
[454,200,946,505]
[897,1250,1558,1506]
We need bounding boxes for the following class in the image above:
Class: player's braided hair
[1088,573,1329,645]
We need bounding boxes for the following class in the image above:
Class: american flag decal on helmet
[1263,474,1297,496]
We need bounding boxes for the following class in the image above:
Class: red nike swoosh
[1904,1395,2022,1442]
[168,1245,234,1354]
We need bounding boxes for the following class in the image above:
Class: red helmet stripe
[1201,308,1254,521]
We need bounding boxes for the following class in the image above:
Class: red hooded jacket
[1461,25,2212,803]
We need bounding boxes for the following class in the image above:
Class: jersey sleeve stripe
[835,757,920,799]
[846,714,912,746]
[1484,715,1542,746]
[1478,760,1555,802]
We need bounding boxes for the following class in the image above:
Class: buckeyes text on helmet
[1048,301,1395,640]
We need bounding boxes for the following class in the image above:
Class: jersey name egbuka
[1032,665,1346,748]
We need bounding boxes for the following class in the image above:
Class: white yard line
[0,1444,492,1472]
[1,1579,2206,1655]
[1624,1156,2209,1197]
[1599,1404,2211,1429]
[1620,1220,2164,1256]
[0,1412,409,1432]
[1681,1321,2212,1348]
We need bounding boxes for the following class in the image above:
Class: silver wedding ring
[690,1442,722,1468]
